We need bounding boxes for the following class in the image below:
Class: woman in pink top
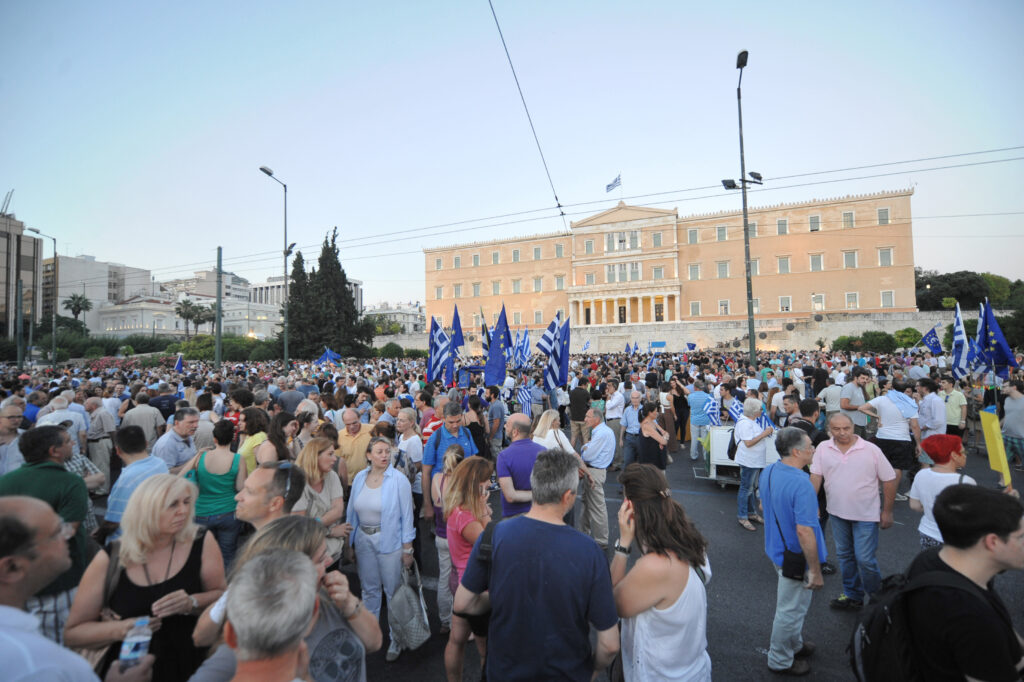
[443,456,494,682]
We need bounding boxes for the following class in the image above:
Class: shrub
[379,342,404,358]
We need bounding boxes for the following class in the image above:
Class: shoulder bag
[71,540,125,673]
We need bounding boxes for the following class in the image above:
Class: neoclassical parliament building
[424,189,917,351]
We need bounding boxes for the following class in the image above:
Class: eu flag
[450,305,465,356]
[919,328,942,354]
[485,306,512,385]
[174,354,184,373]
[978,299,1019,378]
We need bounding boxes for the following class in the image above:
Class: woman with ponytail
[610,463,712,681]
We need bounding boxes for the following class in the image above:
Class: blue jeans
[622,433,640,467]
[831,516,881,602]
[737,466,760,519]
[196,511,242,569]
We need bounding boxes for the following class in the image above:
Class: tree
[193,306,216,337]
[893,327,921,349]
[174,299,201,340]
[981,273,1012,306]
[915,268,990,311]
[62,293,93,320]
[859,331,896,354]
[379,342,404,358]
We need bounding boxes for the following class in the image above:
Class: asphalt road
[366,434,1024,681]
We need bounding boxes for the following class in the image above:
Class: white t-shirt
[909,469,976,541]
[733,418,767,469]
[868,395,916,441]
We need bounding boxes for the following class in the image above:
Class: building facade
[249,275,364,314]
[97,293,281,340]
[0,213,43,339]
[424,189,917,346]
[42,255,151,333]
[364,301,426,335]
[163,269,251,302]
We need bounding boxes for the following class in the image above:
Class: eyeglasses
[273,461,294,500]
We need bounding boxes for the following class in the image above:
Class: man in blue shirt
[421,402,478,521]
[761,427,825,676]
[619,390,643,468]
[687,381,712,461]
[99,426,168,543]
[579,408,614,547]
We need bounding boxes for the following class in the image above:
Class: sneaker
[820,561,836,575]
[829,595,863,611]
[894,492,908,502]
[768,659,811,676]
[385,640,401,662]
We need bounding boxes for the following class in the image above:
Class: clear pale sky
[2,1,1022,307]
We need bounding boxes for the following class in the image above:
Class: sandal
[738,518,757,531]
[749,514,764,524]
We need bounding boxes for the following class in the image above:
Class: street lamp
[720,49,764,368]
[26,227,57,368]
[259,166,290,368]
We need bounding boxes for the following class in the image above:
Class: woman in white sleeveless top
[611,463,712,681]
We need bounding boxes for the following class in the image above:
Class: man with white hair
[36,396,87,458]
[84,397,116,494]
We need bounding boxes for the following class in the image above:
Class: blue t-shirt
[461,516,618,682]
[687,391,712,426]
[760,461,826,567]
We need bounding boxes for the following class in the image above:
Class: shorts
[453,609,491,637]
[1004,435,1024,463]
[876,437,916,471]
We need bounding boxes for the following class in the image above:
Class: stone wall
[372,333,429,351]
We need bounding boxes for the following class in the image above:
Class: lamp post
[26,228,57,368]
[721,50,763,368]
[259,166,293,369]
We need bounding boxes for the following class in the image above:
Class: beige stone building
[424,189,916,350]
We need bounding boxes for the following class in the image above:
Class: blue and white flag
[756,408,774,431]
[974,303,986,362]
[557,317,571,388]
[647,353,657,370]
[606,174,621,193]
[174,354,184,373]
[481,322,491,355]
[427,318,451,384]
[951,302,969,380]
[582,340,590,352]
[918,327,942,354]
[517,382,532,418]
[727,398,744,423]
[537,314,560,356]
[703,397,721,426]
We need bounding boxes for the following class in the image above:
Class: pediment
[571,202,677,228]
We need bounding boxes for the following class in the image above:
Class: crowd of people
[0,345,1021,681]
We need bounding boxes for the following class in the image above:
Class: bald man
[495,413,546,518]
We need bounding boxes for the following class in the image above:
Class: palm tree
[62,293,92,320]
[175,299,200,340]
[193,306,216,337]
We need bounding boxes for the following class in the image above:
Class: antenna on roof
[0,190,12,216]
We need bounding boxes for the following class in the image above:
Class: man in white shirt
[916,378,946,442]
[604,381,625,470]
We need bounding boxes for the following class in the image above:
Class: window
[617,263,628,282]
[881,290,895,308]
[584,239,593,255]
[811,294,824,311]
[533,246,541,261]
[779,296,792,312]
[690,301,701,316]
[751,298,760,314]
[810,254,823,272]
[843,251,858,269]
[842,211,854,229]
[606,265,615,284]
[606,233,615,252]
[878,248,893,267]
[512,279,521,294]
[809,215,821,232]
[777,219,788,235]
[688,229,698,245]
[716,225,727,242]
[555,275,564,290]
[719,300,730,315]
[472,283,481,297]
[513,312,521,325]
[750,259,759,276]
[555,244,564,258]
[630,262,640,281]
[533,277,542,292]
[454,256,461,269]
[778,256,790,274]
[492,251,499,264]
[652,232,662,247]
[748,221,758,237]
[717,261,729,279]
[512,249,520,263]
[472,254,480,267]
[492,281,500,295]
[846,292,859,309]
[435,258,442,271]
[534,310,543,325]
[435,286,443,300]
[688,264,700,280]
[453,284,462,298]
[652,266,664,280]
[585,272,595,285]
[629,232,639,249]
[878,208,890,225]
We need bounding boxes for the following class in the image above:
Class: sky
[2,1,1023,308]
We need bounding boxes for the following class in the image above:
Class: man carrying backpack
[904,484,1024,680]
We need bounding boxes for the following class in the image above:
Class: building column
[626,297,632,324]
[649,296,655,323]
[586,300,593,326]
[675,294,682,321]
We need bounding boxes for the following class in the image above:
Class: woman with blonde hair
[431,444,464,636]
[292,437,351,568]
[190,515,381,680]
[65,474,226,681]
[443,456,494,682]
[531,408,574,452]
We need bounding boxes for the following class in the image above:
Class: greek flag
[582,340,590,352]
[951,302,969,379]
[518,327,531,368]
[727,398,744,423]
[703,397,721,426]
[537,314,560,356]
[606,174,621,192]
[544,317,570,391]
[756,409,774,431]
[518,382,532,418]
[647,353,657,370]
[481,322,491,354]
[427,318,451,384]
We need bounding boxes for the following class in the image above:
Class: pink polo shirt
[810,436,895,522]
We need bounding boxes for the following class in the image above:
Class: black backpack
[849,570,989,681]
[727,427,739,460]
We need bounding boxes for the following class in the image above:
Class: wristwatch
[402,547,414,555]
[188,594,199,612]
[614,540,631,555]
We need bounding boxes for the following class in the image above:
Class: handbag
[768,467,807,580]
[387,562,431,651]
[71,540,124,673]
